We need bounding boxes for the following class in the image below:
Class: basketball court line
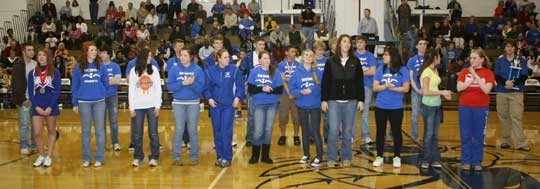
[208,142,247,189]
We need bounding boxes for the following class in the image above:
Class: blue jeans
[298,108,323,160]
[79,100,106,162]
[17,104,35,150]
[253,103,279,145]
[327,100,357,162]
[133,107,160,160]
[357,86,373,140]
[421,104,441,164]
[105,96,119,145]
[322,111,329,140]
[410,90,422,140]
[459,106,488,166]
[172,104,200,161]
[210,105,234,161]
[245,95,255,143]
[302,26,314,49]
[158,13,167,26]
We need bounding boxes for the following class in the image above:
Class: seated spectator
[269,25,286,49]
[238,13,254,42]
[71,0,82,21]
[430,22,443,43]
[504,0,518,20]
[45,32,58,52]
[28,12,45,43]
[451,20,465,49]
[55,42,69,58]
[526,24,540,47]
[272,40,285,62]
[263,15,277,34]
[494,1,504,17]
[518,6,532,25]
[518,33,528,50]
[223,8,238,35]
[113,51,128,77]
[191,17,203,39]
[115,6,126,21]
[126,2,138,20]
[169,25,186,42]
[105,2,117,19]
[101,15,116,40]
[211,0,226,24]
[405,25,418,56]
[144,0,155,12]
[54,55,66,78]
[42,0,57,20]
[67,25,82,48]
[40,19,57,42]
[156,40,172,59]
[248,0,260,22]
[464,16,480,46]
[209,21,225,37]
[198,39,214,60]
[136,24,150,42]
[122,21,137,44]
[0,67,11,91]
[144,9,159,36]
[59,1,72,23]
[286,24,306,50]
[196,4,207,21]
[137,2,149,24]
[1,40,19,63]
[3,48,19,74]
[314,23,329,44]
[483,19,501,49]
[187,0,200,22]
[237,3,250,17]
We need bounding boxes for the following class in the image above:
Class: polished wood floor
[0,108,539,188]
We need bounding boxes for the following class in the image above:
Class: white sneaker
[232,142,237,147]
[310,158,321,167]
[364,137,374,144]
[373,156,384,167]
[20,148,31,155]
[393,157,401,168]
[149,159,158,167]
[132,159,143,167]
[94,161,103,167]
[299,156,309,164]
[187,143,191,149]
[113,144,121,151]
[43,157,52,167]
[33,156,45,167]
[82,161,90,167]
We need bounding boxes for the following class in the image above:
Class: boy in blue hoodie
[167,48,206,166]
[203,49,244,167]
[100,46,122,151]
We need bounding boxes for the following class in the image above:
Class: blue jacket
[483,24,498,35]
[211,3,226,13]
[166,62,206,102]
[28,67,61,109]
[103,62,121,97]
[289,64,323,109]
[247,67,284,105]
[203,64,244,106]
[191,22,202,38]
[494,55,528,92]
[204,52,234,69]
[71,62,109,106]
[464,23,479,35]
[239,51,276,78]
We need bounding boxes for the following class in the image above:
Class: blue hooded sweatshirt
[289,64,323,109]
[166,62,206,103]
[71,62,109,106]
[247,67,284,105]
[203,64,245,106]
[103,61,121,97]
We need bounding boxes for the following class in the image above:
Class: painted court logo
[137,75,154,94]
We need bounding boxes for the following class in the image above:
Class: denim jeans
[421,104,441,164]
[17,104,35,150]
[172,104,200,161]
[245,95,255,143]
[410,90,422,140]
[105,96,119,145]
[158,13,167,26]
[298,108,323,160]
[253,103,279,145]
[210,105,235,161]
[302,26,314,49]
[79,100,106,162]
[327,100,357,162]
[322,111,329,140]
[133,107,160,160]
[358,86,373,140]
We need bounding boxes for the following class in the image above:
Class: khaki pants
[496,92,528,148]
[278,94,299,127]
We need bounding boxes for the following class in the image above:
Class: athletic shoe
[94,161,103,167]
[299,156,309,164]
[113,144,121,151]
[20,148,31,155]
[232,142,237,147]
[173,159,184,166]
[474,165,483,171]
[278,136,286,145]
[327,161,336,168]
[246,141,252,147]
[188,159,199,166]
[462,164,471,171]
[293,136,301,146]
[517,146,531,152]
[33,156,45,167]
[215,159,223,166]
[159,144,163,150]
[310,158,321,167]
[149,159,158,167]
[500,143,511,149]
[132,159,142,167]
[373,156,384,167]
[220,160,231,167]
[181,142,187,148]
[82,161,90,167]
[128,144,134,151]
[187,143,191,149]
[421,162,429,169]
[364,137,374,145]
[432,162,442,168]
[342,160,351,167]
[43,157,52,167]
[393,157,401,168]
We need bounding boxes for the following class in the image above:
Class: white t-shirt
[128,65,162,111]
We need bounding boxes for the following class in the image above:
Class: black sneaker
[159,144,163,150]
[246,141,252,147]
[500,143,511,149]
[293,136,301,146]
[278,136,286,145]
[128,144,134,151]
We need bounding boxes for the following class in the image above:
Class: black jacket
[11,58,29,105]
[321,55,365,102]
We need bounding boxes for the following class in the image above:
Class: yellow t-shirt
[420,68,441,106]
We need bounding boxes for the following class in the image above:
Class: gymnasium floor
[0,109,539,188]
